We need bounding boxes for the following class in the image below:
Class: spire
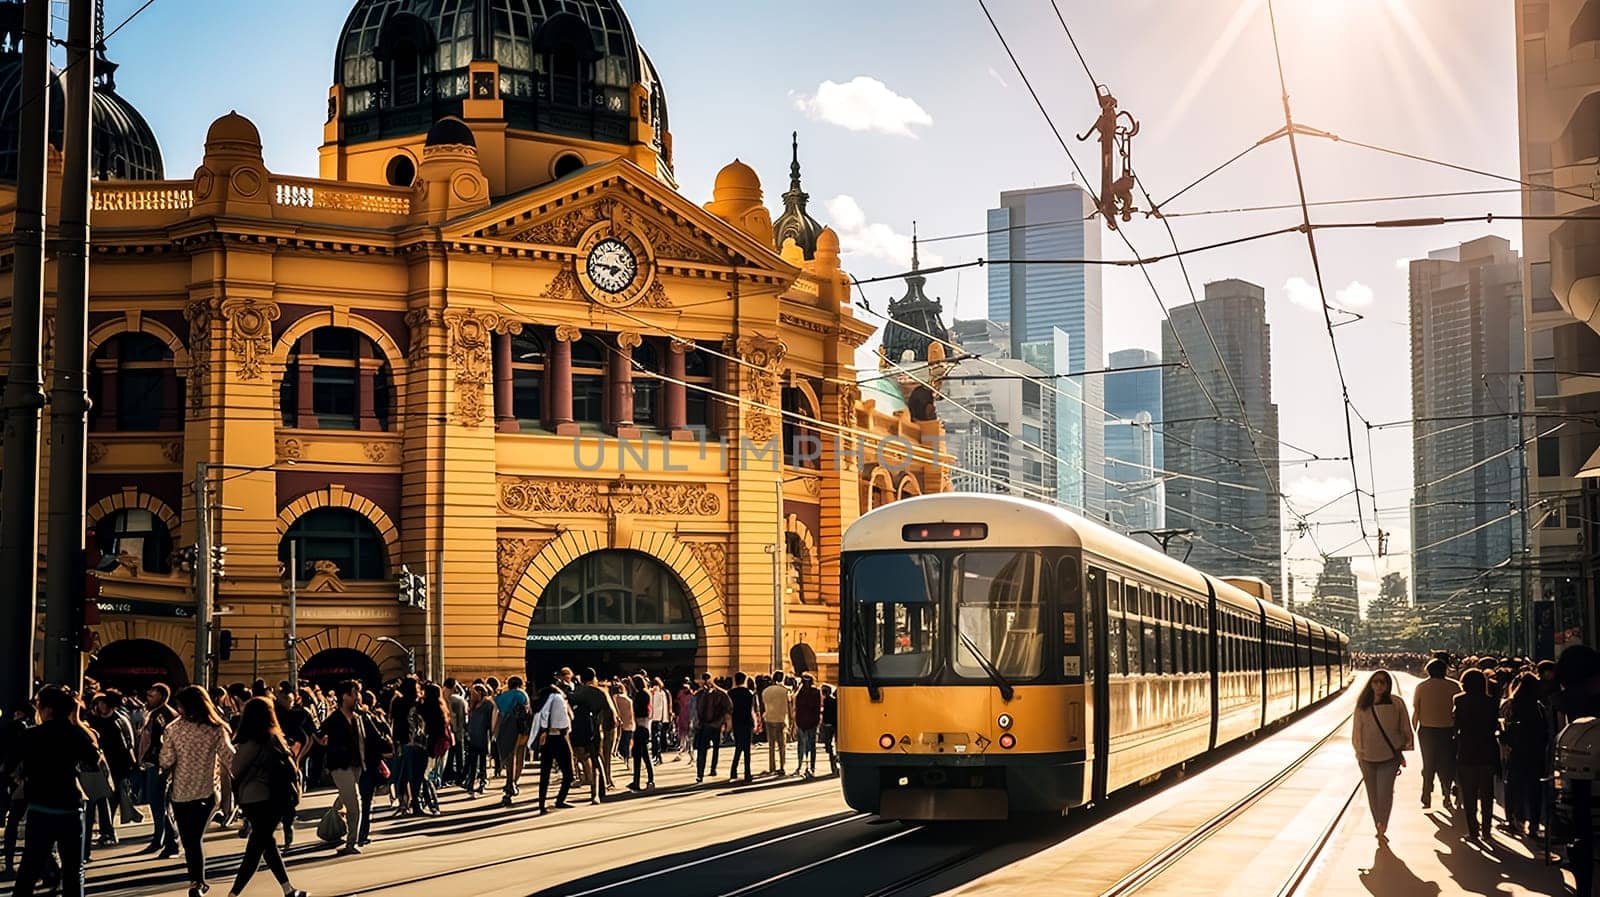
[93,0,117,88]
[911,220,919,271]
[773,129,824,260]
[883,219,948,365]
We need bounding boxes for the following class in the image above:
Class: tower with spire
[772,131,824,259]
[878,224,952,422]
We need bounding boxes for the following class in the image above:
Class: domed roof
[425,115,476,147]
[860,373,908,415]
[205,111,261,149]
[0,10,163,182]
[713,158,760,199]
[773,133,824,260]
[334,0,668,171]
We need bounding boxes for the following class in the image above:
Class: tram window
[1107,586,1125,677]
[1141,590,1158,676]
[1058,557,1085,681]
[952,551,1044,680]
[1126,608,1143,676]
[848,552,940,679]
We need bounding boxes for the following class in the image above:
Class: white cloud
[823,195,941,269]
[1284,475,1356,507]
[1283,277,1375,312]
[986,67,1009,88]
[793,77,932,138]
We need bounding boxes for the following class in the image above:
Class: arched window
[533,550,694,628]
[511,330,545,428]
[282,327,394,431]
[279,507,387,581]
[89,333,179,432]
[571,336,606,426]
[633,339,660,428]
[684,348,715,432]
[376,13,435,109]
[782,386,819,469]
[96,508,173,574]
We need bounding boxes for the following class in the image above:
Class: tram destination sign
[526,629,697,649]
[96,598,195,619]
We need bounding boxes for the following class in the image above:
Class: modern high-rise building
[1162,280,1282,589]
[987,185,1103,515]
[1105,348,1164,531]
[938,320,1052,500]
[1515,0,1600,656]
[1408,237,1525,622]
[1310,556,1360,635]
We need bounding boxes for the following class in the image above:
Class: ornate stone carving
[683,541,727,601]
[161,441,184,464]
[276,436,303,462]
[444,309,500,428]
[221,298,280,380]
[497,476,721,517]
[182,298,214,418]
[638,280,672,308]
[497,536,552,607]
[404,308,436,364]
[538,265,579,302]
[362,442,390,462]
[304,559,347,593]
[87,442,107,466]
[553,323,583,343]
[616,331,641,351]
[837,381,861,423]
[735,334,787,444]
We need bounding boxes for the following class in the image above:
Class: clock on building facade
[576,224,654,308]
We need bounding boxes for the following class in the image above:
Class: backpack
[261,743,302,811]
[570,694,598,745]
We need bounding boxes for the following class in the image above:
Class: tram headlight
[879,733,896,750]
[997,713,1013,730]
[998,733,1016,750]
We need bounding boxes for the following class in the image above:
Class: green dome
[860,375,908,415]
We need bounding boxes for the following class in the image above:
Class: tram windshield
[952,551,1043,680]
[848,552,940,680]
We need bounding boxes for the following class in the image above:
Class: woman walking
[226,698,305,897]
[160,686,236,897]
[1351,669,1413,841]
[418,684,450,816]
[464,685,494,796]
[1501,672,1550,837]
[8,685,104,897]
[628,675,655,790]
[1454,668,1502,841]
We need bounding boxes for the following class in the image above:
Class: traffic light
[412,573,428,611]
[209,545,228,579]
[218,630,233,662]
[175,545,198,573]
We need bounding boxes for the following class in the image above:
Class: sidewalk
[1301,738,1569,897]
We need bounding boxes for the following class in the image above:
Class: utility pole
[42,0,95,688]
[1516,374,1533,657]
[0,0,51,707]
[287,540,297,690]
[193,461,212,688]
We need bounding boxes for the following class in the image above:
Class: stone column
[295,336,317,428]
[493,331,517,433]
[665,339,692,441]
[548,324,579,436]
[357,344,382,431]
[610,332,640,439]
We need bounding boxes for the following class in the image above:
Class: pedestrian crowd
[0,665,838,897]
[1352,648,1600,893]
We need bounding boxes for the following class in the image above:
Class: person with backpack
[793,674,822,778]
[315,680,369,855]
[160,686,237,897]
[227,698,306,897]
[569,669,614,805]
[695,678,730,784]
[492,676,531,808]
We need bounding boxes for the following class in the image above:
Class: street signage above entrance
[97,598,195,619]
[526,629,697,650]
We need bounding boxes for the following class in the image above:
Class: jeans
[798,727,819,772]
[357,769,378,844]
[631,727,654,786]
[14,806,84,897]
[651,721,667,762]
[400,745,428,806]
[230,802,290,895]
[1358,758,1401,830]
[464,743,488,791]
[766,722,788,773]
[1506,760,1544,832]
[819,724,838,773]
[729,726,753,780]
[88,796,114,844]
[617,729,632,761]
[1417,726,1455,802]
[1458,763,1495,836]
[330,768,362,850]
[143,767,174,850]
[694,727,721,779]
[537,735,573,808]
[171,797,215,886]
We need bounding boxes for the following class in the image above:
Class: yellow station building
[0,0,949,690]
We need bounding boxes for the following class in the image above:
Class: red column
[665,340,691,441]
[357,342,381,431]
[295,336,318,429]
[610,332,640,439]
[494,331,517,433]
[549,325,578,436]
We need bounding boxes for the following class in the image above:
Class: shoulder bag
[1368,705,1403,776]
[78,756,115,802]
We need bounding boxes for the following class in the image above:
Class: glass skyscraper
[987,185,1103,515]
[1105,347,1164,531]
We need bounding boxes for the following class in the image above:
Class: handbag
[78,759,115,802]
[1368,706,1404,776]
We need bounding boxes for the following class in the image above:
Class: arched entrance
[300,648,382,692]
[87,638,188,694]
[527,549,699,687]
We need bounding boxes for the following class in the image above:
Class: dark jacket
[88,711,136,779]
[821,694,837,727]
[729,687,755,731]
[14,718,103,811]
[1454,692,1501,767]
[317,709,369,771]
[794,685,823,730]
[1502,699,1550,771]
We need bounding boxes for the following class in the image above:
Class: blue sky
[99,0,1524,602]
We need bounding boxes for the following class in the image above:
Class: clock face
[585,238,637,294]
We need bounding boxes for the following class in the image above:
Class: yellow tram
[837,494,1352,820]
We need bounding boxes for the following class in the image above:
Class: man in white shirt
[761,671,794,776]
[531,684,575,815]
[649,678,670,763]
